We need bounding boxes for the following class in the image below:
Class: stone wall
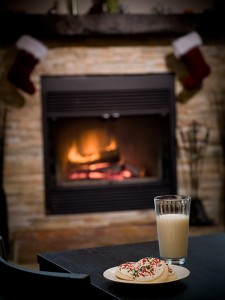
[1,37,225,243]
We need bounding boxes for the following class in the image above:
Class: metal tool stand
[179,120,214,225]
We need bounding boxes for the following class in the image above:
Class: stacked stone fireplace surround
[1,37,225,264]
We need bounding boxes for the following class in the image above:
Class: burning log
[68,149,120,168]
[94,149,120,164]
[125,163,144,177]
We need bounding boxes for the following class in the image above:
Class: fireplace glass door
[54,115,163,186]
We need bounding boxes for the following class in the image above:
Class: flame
[67,143,100,164]
[67,131,117,164]
[105,139,117,151]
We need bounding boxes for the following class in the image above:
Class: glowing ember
[89,162,110,170]
[67,161,139,181]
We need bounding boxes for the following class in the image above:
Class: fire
[105,139,117,152]
[65,130,139,181]
[67,143,100,164]
[67,131,117,164]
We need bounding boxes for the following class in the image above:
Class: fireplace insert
[41,73,177,215]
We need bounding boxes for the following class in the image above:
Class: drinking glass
[154,195,191,265]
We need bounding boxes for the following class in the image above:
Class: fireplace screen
[41,73,177,215]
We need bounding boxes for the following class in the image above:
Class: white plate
[103,264,190,284]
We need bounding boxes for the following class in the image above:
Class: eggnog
[156,214,189,259]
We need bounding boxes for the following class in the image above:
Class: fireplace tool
[179,120,214,225]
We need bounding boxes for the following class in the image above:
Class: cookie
[115,261,136,281]
[135,257,168,283]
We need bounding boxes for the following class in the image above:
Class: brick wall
[1,37,225,242]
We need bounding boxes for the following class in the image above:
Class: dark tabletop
[37,233,225,300]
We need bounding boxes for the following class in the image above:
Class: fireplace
[41,73,177,215]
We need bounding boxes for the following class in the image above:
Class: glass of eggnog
[154,195,191,265]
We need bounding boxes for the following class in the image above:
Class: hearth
[41,73,177,215]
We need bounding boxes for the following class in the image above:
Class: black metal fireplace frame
[41,73,177,215]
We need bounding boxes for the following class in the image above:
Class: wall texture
[1,37,225,244]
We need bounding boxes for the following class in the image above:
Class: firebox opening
[54,115,163,186]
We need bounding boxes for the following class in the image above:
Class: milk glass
[154,195,191,265]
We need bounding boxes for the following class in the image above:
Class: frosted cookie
[134,257,168,283]
[115,261,136,281]
[166,264,177,282]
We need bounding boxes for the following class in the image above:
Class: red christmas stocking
[7,35,48,95]
[172,32,211,90]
